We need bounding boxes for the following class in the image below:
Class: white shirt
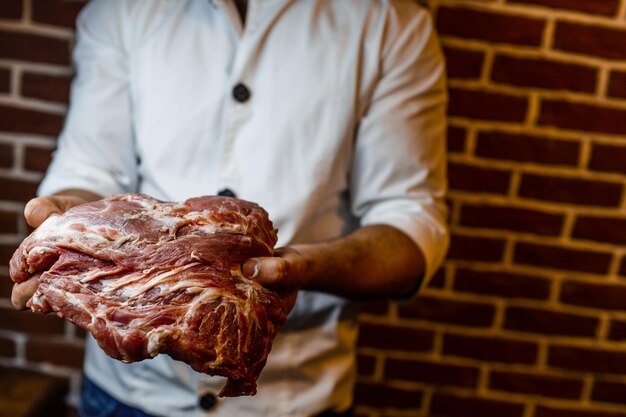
[39,0,449,416]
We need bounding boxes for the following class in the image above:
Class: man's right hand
[12,189,103,310]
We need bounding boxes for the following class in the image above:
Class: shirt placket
[197,0,262,414]
[210,0,260,201]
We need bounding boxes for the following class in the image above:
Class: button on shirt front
[39,0,449,416]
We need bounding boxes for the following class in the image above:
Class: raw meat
[9,193,286,397]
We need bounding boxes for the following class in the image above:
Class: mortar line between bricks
[441,37,626,70]
[435,0,626,27]
[606,251,623,277]
[479,48,495,86]
[13,140,25,175]
[0,20,74,40]
[0,134,56,146]
[453,225,620,258]
[578,135,592,169]
[597,313,611,340]
[448,117,626,145]
[22,0,32,24]
[477,363,489,394]
[597,66,610,98]
[581,374,594,403]
[9,64,19,98]
[464,124,478,157]
[420,387,433,417]
[449,78,626,110]
[618,0,626,19]
[523,401,535,417]
[448,192,625,219]
[0,94,67,114]
[0,59,72,74]
[559,209,576,242]
[0,167,42,182]
[448,152,625,182]
[524,92,540,128]
[541,17,556,52]
[443,264,454,291]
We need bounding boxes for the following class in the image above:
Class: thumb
[242,257,288,289]
[24,197,63,228]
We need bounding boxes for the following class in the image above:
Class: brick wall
[2,0,626,416]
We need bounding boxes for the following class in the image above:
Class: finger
[11,279,39,310]
[279,290,298,315]
[242,257,289,288]
[24,197,63,228]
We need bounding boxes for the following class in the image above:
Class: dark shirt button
[232,83,251,103]
[199,392,217,410]
[217,188,236,198]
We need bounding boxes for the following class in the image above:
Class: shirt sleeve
[38,0,138,197]
[350,5,449,289]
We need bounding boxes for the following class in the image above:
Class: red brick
[448,88,528,122]
[459,203,564,236]
[448,234,506,263]
[592,380,626,405]
[491,55,596,93]
[357,322,434,352]
[21,72,72,104]
[359,301,389,316]
[354,382,422,409]
[443,47,484,80]
[427,268,445,289]
[554,21,626,60]
[514,242,612,274]
[430,392,524,417]
[476,135,579,169]
[0,271,11,298]
[0,105,64,136]
[621,257,626,277]
[0,177,39,203]
[549,345,626,374]
[0,336,15,357]
[398,295,495,327]
[518,173,622,207]
[32,0,85,28]
[448,162,511,195]
[489,370,583,399]
[476,130,580,166]
[0,210,18,234]
[573,216,626,245]
[24,146,53,173]
[0,243,18,267]
[384,358,479,388]
[608,320,626,341]
[504,306,599,337]
[0,143,13,168]
[437,7,545,46]
[560,280,626,311]
[608,70,626,99]
[0,308,65,335]
[536,405,623,417]
[356,354,376,377]
[0,0,22,19]
[539,99,626,136]
[447,126,466,153]
[453,267,551,300]
[0,68,10,93]
[0,30,70,65]
[26,338,84,369]
[589,143,626,175]
[443,333,538,364]
[509,0,619,16]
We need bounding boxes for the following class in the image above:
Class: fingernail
[243,260,259,279]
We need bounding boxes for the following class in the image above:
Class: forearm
[293,225,425,300]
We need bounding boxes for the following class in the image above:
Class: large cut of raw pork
[9,194,286,397]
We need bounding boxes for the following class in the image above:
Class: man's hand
[242,225,426,311]
[242,247,310,315]
[11,189,103,310]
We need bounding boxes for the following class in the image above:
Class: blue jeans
[80,376,158,417]
[80,375,352,417]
